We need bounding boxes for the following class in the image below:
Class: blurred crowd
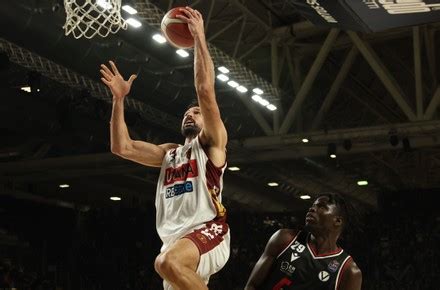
[1,195,439,290]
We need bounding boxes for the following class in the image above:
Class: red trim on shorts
[184,221,229,255]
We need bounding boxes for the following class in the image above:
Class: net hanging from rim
[63,0,127,39]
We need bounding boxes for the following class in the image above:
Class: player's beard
[181,124,201,139]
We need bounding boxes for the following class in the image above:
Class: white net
[63,0,128,39]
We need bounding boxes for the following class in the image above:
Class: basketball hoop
[63,0,128,39]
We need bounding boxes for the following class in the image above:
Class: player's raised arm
[101,61,177,167]
[177,7,227,165]
[245,229,297,290]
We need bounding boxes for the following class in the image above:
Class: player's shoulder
[338,258,362,290]
[272,228,298,241]
[266,229,299,256]
[346,258,362,277]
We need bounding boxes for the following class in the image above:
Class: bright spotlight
[152,34,166,44]
[126,18,142,28]
[176,49,190,58]
[218,66,230,74]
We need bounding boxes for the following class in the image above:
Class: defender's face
[181,106,203,138]
[305,196,341,232]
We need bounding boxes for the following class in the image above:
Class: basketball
[161,7,194,49]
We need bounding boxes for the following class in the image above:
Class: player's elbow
[110,145,124,156]
[110,142,131,158]
[110,145,120,154]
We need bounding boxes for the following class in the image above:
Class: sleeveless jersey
[155,137,227,250]
[260,231,352,290]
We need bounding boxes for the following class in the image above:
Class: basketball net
[63,0,127,39]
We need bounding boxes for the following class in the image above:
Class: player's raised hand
[100,61,137,99]
[176,6,204,38]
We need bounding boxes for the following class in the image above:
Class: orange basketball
[161,7,194,49]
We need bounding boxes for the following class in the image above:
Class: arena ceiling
[1,0,440,213]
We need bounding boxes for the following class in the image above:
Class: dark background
[1,191,439,289]
[1,0,440,289]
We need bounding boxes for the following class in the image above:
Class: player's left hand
[176,6,204,39]
[100,61,137,100]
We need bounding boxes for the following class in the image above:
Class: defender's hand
[100,61,137,99]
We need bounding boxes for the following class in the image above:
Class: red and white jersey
[155,137,227,250]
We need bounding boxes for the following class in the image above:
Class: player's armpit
[199,141,226,169]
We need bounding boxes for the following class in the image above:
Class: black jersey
[259,231,352,290]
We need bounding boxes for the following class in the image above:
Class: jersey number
[272,277,292,290]
[291,241,305,253]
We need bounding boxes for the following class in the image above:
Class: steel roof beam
[348,31,417,121]
[237,120,440,149]
[413,27,424,119]
[230,135,440,162]
[272,21,327,40]
[279,29,340,134]
[228,0,271,31]
[424,86,440,120]
[311,46,358,130]
[133,0,280,134]
[424,26,438,90]
[0,38,181,132]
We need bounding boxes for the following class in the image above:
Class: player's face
[181,106,203,138]
[305,196,342,233]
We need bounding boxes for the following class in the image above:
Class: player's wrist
[112,95,126,102]
[193,31,206,44]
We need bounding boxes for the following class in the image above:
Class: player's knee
[154,251,181,279]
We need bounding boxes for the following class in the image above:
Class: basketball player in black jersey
[245,193,362,290]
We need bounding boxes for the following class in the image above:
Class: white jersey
[155,137,227,249]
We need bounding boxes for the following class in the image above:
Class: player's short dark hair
[316,192,360,235]
[186,99,199,110]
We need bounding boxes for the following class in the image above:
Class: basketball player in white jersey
[99,7,229,290]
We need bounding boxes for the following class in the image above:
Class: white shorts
[162,227,230,290]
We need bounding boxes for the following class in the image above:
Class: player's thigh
[159,237,201,271]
